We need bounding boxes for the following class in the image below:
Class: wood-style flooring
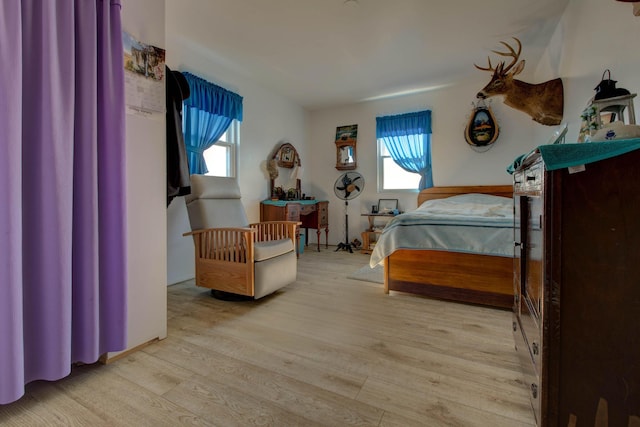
[0,247,535,426]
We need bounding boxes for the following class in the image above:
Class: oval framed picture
[465,106,499,147]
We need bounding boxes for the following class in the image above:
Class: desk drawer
[317,202,328,227]
[300,204,316,215]
[285,204,301,221]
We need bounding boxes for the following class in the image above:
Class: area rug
[347,264,384,284]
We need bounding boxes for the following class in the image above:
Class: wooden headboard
[417,185,513,207]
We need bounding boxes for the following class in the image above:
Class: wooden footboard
[384,249,513,308]
[381,185,514,308]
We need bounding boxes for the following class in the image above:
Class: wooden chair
[184,175,298,299]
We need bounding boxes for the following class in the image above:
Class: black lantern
[594,69,630,100]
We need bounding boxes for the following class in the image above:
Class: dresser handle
[531,383,538,399]
[512,321,517,332]
[532,342,539,355]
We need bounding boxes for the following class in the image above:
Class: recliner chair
[184,175,298,299]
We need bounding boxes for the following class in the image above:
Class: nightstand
[360,213,394,254]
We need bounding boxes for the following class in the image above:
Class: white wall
[308,76,537,246]
[165,0,308,284]
[115,0,168,354]
[534,0,640,144]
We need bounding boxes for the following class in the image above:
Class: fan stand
[335,200,355,253]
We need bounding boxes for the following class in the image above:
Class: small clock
[276,143,296,168]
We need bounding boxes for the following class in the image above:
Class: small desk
[260,200,329,252]
[360,213,394,254]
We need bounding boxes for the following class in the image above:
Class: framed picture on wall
[335,124,358,143]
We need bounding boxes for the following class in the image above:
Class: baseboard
[99,337,161,364]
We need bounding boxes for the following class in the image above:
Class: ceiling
[166,0,569,111]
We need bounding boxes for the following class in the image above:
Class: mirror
[335,140,357,170]
[269,142,302,200]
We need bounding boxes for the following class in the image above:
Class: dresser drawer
[524,163,542,190]
[520,299,541,377]
[513,313,541,425]
[514,158,543,194]
[514,170,525,193]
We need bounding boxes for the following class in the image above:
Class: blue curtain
[376,110,433,190]
[182,73,243,174]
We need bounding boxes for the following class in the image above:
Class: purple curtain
[0,0,127,404]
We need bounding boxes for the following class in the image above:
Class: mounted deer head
[475,37,564,126]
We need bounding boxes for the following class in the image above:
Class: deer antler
[474,56,495,72]
[474,37,522,74]
[491,37,521,74]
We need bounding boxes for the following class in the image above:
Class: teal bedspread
[507,138,640,173]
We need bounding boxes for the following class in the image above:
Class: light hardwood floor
[0,247,535,426]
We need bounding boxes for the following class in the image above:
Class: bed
[370,185,514,308]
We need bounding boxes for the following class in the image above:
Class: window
[376,110,433,192]
[181,72,243,175]
[377,139,421,191]
[202,120,239,177]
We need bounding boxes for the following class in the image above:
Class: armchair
[184,175,298,299]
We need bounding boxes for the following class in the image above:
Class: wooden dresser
[260,200,329,252]
[512,146,640,426]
